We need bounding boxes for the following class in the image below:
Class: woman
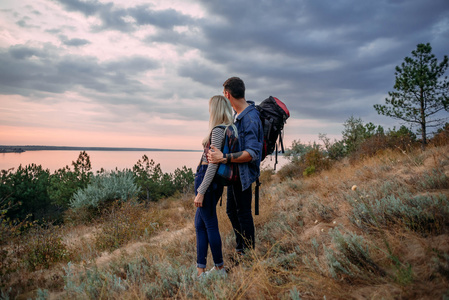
[194,95,236,278]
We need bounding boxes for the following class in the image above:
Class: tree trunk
[420,87,426,150]
[421,122,426,150]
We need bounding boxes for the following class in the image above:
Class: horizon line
[0,145,202,152]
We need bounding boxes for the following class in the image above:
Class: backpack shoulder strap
[255,178,261,215]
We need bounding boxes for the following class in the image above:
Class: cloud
[0,44,160,96]
[53,0,196,32]
[128,5,194,29]
[60,35,91,46]
[1,0,448,148]
[187,0,449,122]
[53,0,102,17]
[16,17,40,28]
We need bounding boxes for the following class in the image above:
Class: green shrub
[306,196,335,222]
[386,125,417,151]
[432,251,449,280]
[284,139,318,163]
[64,262,126,299]
[133,155,194,201]
[63,255,200,300]
[325,229,384,281]
[259,167,275,185]
[349,191,449,235]
[284,140,330,178]
[133,155,166,201]
[288,286,302,300]
[430,122,449,146]
[172,166,195,195]
[351,134,389,160]
[48,151,93,210]
[418,168,449,190]
[277,161,303,180]
[303,148,330,175]
[70,170,140,210]
[94,201,159,251]
[0,164,52,221]
[341,117,385,156]
[0,199,34,284]
[20,223,68,271]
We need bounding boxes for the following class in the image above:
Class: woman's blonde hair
[202,95,237,146]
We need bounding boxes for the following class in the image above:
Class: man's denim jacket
[235,101,264,191]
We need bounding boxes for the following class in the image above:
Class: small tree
[172,166,194,195]
[284,139,320,163]
[374,43,449,149]
[341,116,384,155]
[0,164,51,221]
[319,133,346,161]
[48,152,93,211]
[132,155,164,201]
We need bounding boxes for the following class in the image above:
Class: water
[0,150,288,174]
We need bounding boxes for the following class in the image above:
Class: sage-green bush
[418,167,449,190]
[349,191,449,235]
[325,229,384,280]
[64,262,126,299]
[70,170,140,210]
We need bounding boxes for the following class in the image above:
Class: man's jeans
[227,180,255,253]
[194,165,224,269]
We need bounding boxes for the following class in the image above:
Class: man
[208,77,263,255]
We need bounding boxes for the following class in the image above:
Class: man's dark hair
[223,77,245,99]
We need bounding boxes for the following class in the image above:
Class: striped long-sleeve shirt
[197,126,225,195]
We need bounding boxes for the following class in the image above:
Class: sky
[0,0,448,150]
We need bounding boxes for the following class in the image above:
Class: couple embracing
[193,77,263,278]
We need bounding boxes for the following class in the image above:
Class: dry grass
[2,144,449,299]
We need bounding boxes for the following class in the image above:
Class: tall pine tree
[374,43,449,149]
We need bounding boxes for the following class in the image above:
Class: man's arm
[207,145,252,164]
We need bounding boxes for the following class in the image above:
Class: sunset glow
[1,0,448,149]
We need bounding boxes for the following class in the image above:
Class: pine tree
[374,43,449,149]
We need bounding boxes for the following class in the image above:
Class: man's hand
[194,193,204,207]
[207,145,224,164]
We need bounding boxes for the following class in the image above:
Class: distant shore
[0,147,25,153]
[0,145,201,153]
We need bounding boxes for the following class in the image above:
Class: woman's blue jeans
[194,165,224,269]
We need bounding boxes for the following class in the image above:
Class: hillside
[2,144,449,299]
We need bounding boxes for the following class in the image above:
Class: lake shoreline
[0,145,201,153]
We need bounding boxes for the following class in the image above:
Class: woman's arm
[196,127,225,196]
[208,146,252,164]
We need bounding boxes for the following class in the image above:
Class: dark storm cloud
[53,0,101,17]
[178,60,224,88]
[183,0,449,123]
[54,0,195,32]
[3,0,448,132]
[128,5,193,29]
[8,45,49,59]
[0,45,160,96]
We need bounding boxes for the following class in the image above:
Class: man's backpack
[256,96,290,168]
[215,125,239,186]
[254,96,290,215]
